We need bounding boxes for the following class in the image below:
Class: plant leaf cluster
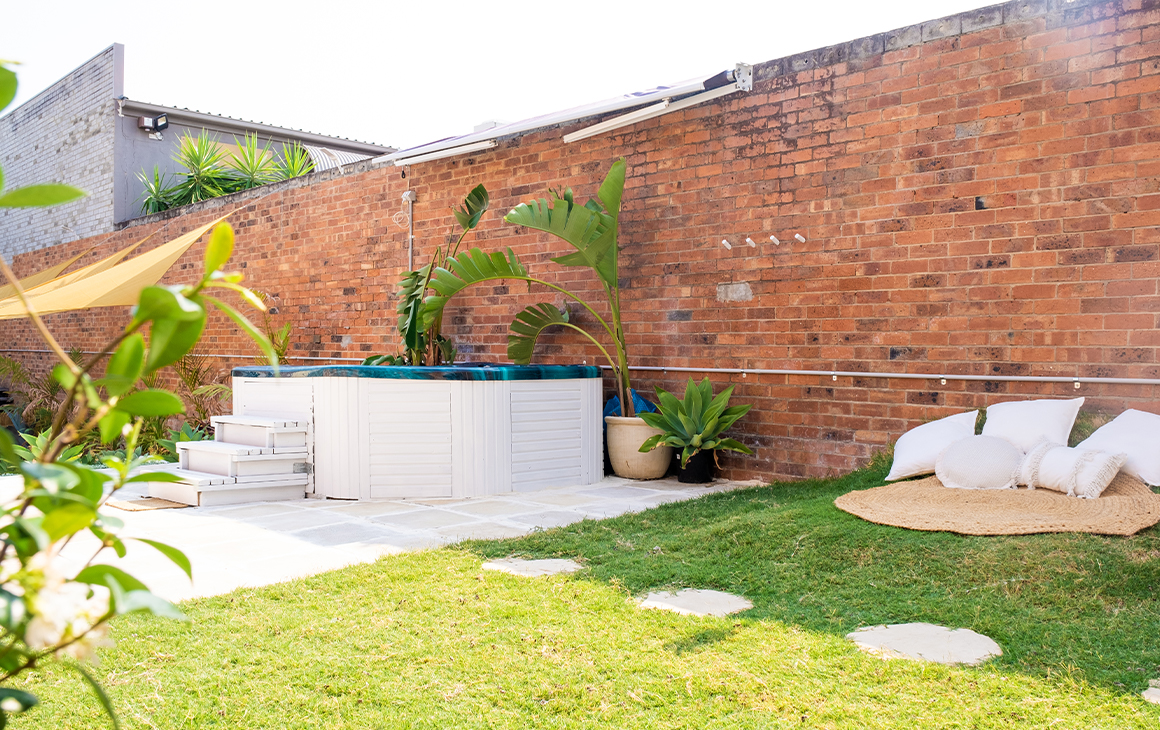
[363,185,490,367]
[637,378,753,467]
[420,160,637,415]
[137,131,315,214]
[0,58,276,727]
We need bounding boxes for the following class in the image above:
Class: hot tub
[230,364,603,500]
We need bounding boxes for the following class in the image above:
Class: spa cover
[835,472,1160,536]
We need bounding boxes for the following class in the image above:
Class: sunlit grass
[15,460,1160,728]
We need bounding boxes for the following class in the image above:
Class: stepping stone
[482,558,583,577]
[846,622,1001,665]
[1143,688,1160,705]
[638,589,752,617]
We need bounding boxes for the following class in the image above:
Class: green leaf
[75,564,148,593]
[504,192,615,284]
[98,410,131,444]
[453,184,490,232]
[21,462,80,493]
[208,297,277,371]
[638,434,666,453]
[0,429,17,468]
[104,333,145,396]
[507,303,569,365]
[0,184,85,209]
[127,538,192,579]
[144,309,206,373]
[711,437,754,455]
[0,688,38,715]
[119,590,185,620]
[0,64,16,114]
[41,503,96,541]
[115,389,185,417]
[90,526,127,558]
[131,286,204,327]
[66,663,119,730]
[422,248,530,328]
[203,221,234,273]
[122,471,184,484]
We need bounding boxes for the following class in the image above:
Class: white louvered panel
[449,381,510,498]
[364,381,452,499]
[510,384,584,490]
[314,377,360,499]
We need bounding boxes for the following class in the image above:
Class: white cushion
[886,410,978,481]
[1018,439,1127,499]
[981,397,1084,454]
[1077,409,1160,486]
[935,435,1023,491]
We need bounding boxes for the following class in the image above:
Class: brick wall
[3,0,1159,482]
[0,46,118,259]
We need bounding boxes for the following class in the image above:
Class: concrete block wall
[3,0,1160,482]
[0,46,119,260]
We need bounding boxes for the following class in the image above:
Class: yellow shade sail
[0,247,94,301]
[0,216,227,320]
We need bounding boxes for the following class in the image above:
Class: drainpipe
[402,189,417,270]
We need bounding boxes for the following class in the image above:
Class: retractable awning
[0,217,225,320]
[376,63,753,167]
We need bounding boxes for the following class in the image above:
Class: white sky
[5,0,997,151]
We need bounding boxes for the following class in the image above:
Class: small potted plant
[638,378,754,483]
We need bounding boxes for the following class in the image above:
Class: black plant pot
[678,450,715,483]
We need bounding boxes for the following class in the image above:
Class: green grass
[13,460,1160,728]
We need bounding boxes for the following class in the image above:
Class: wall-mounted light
[137,113,169,132]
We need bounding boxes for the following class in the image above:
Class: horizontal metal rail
[2,349,1156,385]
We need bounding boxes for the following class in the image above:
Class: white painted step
[143,467,308,507]
[211,415,308,449]
[178,441,308,478]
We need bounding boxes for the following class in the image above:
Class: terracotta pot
[605,416,671,480]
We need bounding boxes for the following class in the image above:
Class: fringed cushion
[935,435,1023,491]
[1019,439,1128,499]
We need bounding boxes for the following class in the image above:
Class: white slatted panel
[365,381,453,499]
[510,383,584,490]
[450,381,510,498]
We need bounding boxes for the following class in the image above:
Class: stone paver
[847,622,1002,665]
[482,558,584,577]
[1143,688,1160,705]
[639,589,753,617]
[52,475,755,604]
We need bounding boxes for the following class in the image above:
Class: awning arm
[563,63,753,144]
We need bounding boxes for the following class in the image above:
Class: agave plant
[274,141,316,180]
[226,132,277,190]
[420,160,638,415]
[169,131,234,206]
[365,184,490,366]
[638,378,754,467]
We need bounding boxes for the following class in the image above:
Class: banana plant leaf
[454,184,490,232]
[508,303,569,365]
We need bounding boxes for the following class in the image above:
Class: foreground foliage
[11,463,1160,728]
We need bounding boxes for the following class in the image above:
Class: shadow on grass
[459,459,1160,695]
[664,626,738,656]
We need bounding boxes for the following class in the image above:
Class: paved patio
[58,476,761,603]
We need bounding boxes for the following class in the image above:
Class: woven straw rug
[835,472,1160,536]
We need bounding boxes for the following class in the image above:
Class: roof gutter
[120,99,394,155]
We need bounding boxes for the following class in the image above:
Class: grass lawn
[13,459,1160,728]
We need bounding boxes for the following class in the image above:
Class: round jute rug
[834,472,1160,536]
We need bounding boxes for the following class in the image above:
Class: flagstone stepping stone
[638,589,752,617]
[482,558,583,577]
[846,622,1002,665]
[1144,680,1160,705]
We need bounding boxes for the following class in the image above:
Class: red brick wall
[5,0,1160,481]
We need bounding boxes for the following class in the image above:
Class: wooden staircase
[146,415,311,507]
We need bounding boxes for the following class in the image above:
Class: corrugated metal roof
[303,145,372,171]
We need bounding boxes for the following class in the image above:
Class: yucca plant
[136,165,175,214]
[169,131,234,206]
[274,141,315,180]
[226,132,277,190]
[638,378,753,468]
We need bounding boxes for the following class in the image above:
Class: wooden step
[178,441,308,478]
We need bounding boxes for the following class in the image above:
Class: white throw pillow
[886,410,978,481]
[1077,409,1160,486]
[935,435,1023,490]
[1018,439,1127,499]
[981,397,1084,454]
